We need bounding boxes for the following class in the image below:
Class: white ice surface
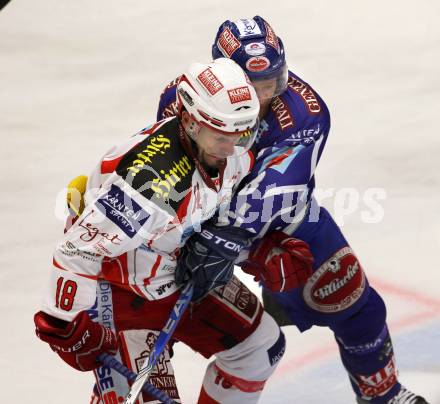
[1,0,439,403]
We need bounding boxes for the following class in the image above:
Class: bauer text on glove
[34,310,118,371]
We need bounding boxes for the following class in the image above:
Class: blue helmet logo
[212,16,287,85]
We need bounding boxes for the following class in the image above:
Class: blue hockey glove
[175,220,253,301]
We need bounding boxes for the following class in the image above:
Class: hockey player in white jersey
[34,58,285,403]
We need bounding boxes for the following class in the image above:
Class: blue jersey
[157,70,331,237]
[157,73,402,402]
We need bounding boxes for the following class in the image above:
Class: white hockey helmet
[177,58,260,156]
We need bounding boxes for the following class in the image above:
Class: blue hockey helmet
[212,16,288,99]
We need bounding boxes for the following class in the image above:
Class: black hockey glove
[175,220,253,302]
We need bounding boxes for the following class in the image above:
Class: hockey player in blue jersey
[160,16,429,404]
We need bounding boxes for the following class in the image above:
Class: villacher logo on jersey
[303,247,366,313]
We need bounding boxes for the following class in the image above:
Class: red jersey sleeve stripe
[143,255,162,286]
[101,155,124,174]
[175,190,192,223]
[247,149,255,172]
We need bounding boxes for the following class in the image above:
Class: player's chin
[259,98,272,109]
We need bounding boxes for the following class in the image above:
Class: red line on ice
[273,277,440,380]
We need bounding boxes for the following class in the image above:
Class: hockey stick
[124,282,194,404]
[98,353,177,404]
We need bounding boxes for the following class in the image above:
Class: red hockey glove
[242,231,314,292]
[34,310,117,371]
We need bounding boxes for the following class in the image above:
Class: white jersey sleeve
[42,171,173,321]
[42,117,255,320]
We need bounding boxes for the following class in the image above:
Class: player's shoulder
[274,71,329,129]
[115,117,195,203]
[157,75,181,120]
[159,75,181,98]
[257,71,330,149]
[283,70,329,116]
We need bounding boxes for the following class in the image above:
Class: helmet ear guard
[179,108,200,140]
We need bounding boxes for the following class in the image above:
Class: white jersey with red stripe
[42,117,254,321]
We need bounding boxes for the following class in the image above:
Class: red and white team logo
[264,21,280,52]
[217,27,240,57]
[356,356,398,398]
[213,364,265,393]
[246,56,270,72]
[244,42,266,56]
[132,331,179,401]
[303,247,366,313]
[197,68,224,96]
[228,86,252,104]
[211,276,260,326]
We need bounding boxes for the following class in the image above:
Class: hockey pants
[265,206,402,403]
[89,276,285,403]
